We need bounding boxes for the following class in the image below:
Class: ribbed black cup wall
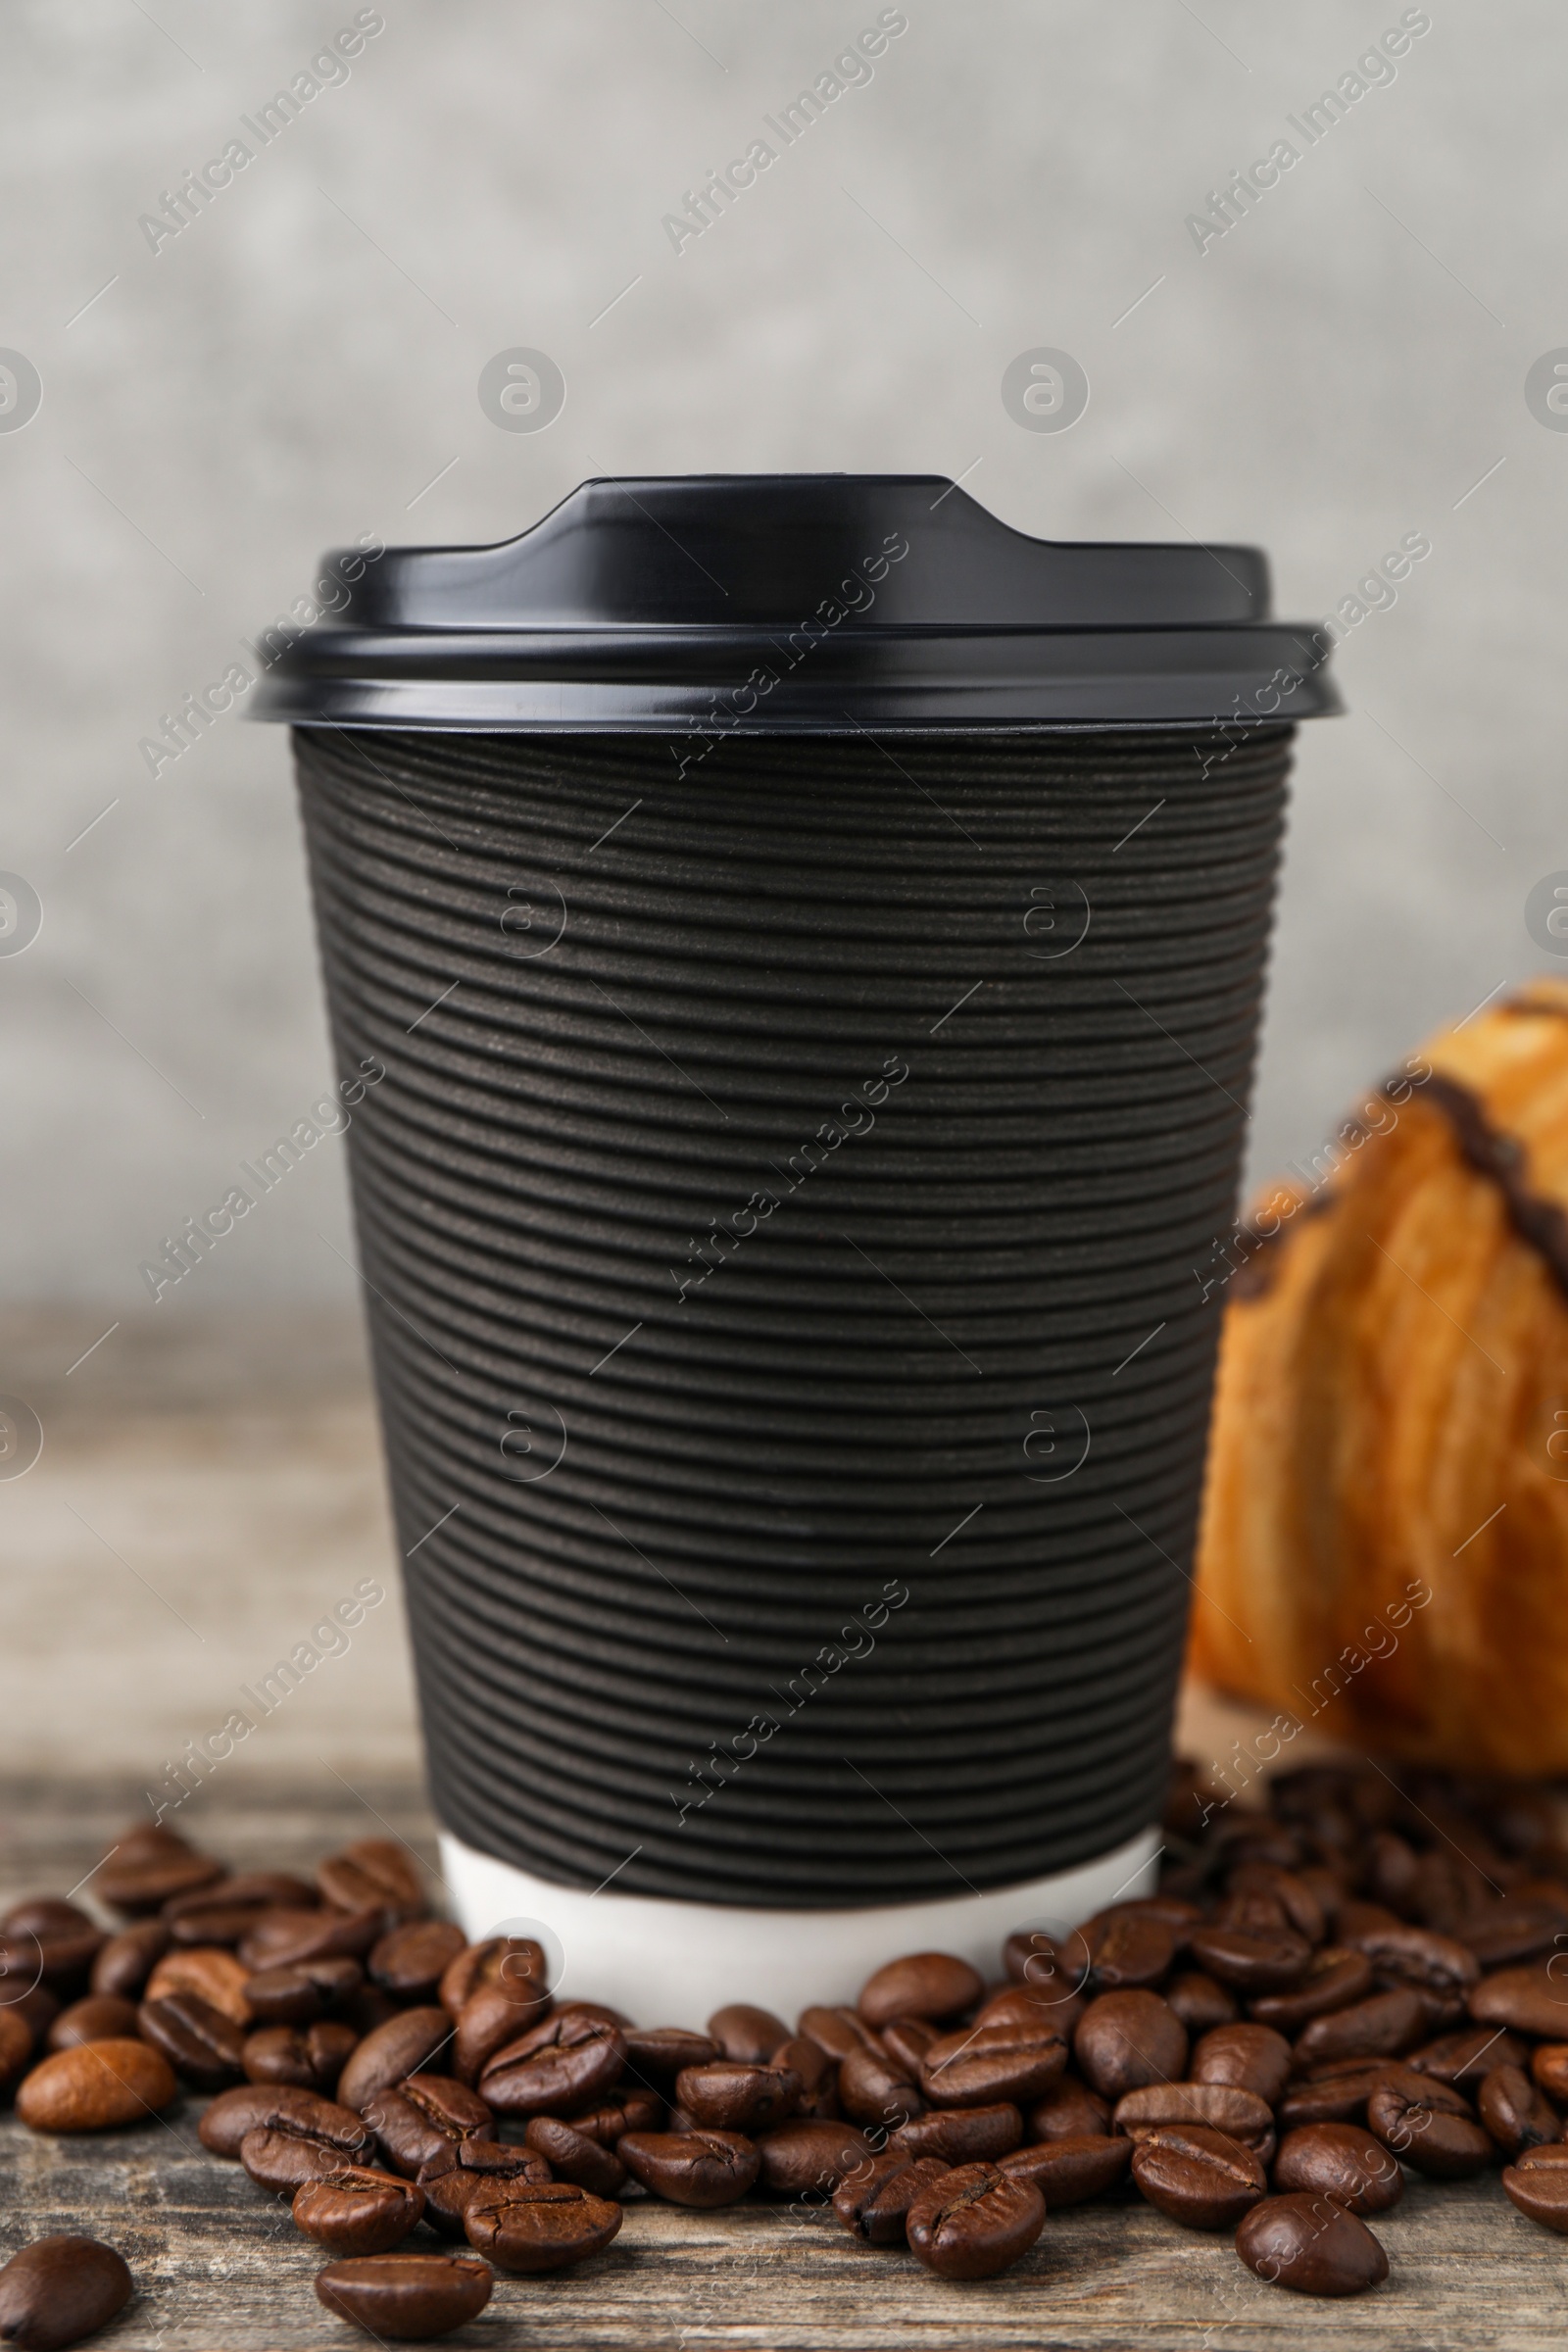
[294,724,1293,1907]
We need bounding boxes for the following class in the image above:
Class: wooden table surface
[4,1780,1568,2350]
[5,2113,1558,2352]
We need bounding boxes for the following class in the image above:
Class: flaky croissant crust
[1190,977,1568,1775]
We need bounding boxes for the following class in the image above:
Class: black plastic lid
[251,473,1341,734]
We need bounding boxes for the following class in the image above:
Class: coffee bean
[239,1908,382,1975]
[245,1958,363,2028]
[1226,1864,1327,1946]
[1272,2123,1404,2215]
[0,1904,103,1995]
[1212,1887,1298,1939]
[89,1921,170,2002]
[1236,2191,1390,2295]
[888,2103,1022,2164]
[674,2061,800,2134]
[1534,2042,1568,2102]
[4,1957,57,2025]
[837,2040,923,2132]
[1411,1990,1467,2037]
[8,1995,60,2058]
[1005,1937,1091,2032]
[463,2179,621,2272]
[1365,1826,1421,1907]
[523,2115,627,2196]
[17,2039,177,2133]
[771,2034,836,2118]
[1080,1909,1177,1991]
[974,1981,1087,2037]
[454,1980,558,2086]
[0,1947,45,2041]
[755,2118,874,2197]
[317,1840,426,1924]
[1073,1991,1187,2100]
[1186,1922,1311,1995]
[906,2161,1045,2280]
[368,1921,467,2002]
[1165,1972,1239,2034]
[144,1946,254,2028]
[364,2075,492,2176]
[1366,2080,1493,2179]
[1409,2025,1530,2090]
[337,2007,454,2112]
[114,1822,206,1864]
[918,2022,1066,2109]
[165,1874,318,1947]
[622,2025,720,2081]
[96,1844,223,1918]
[1001,2132,1132,2204]
[137,1991,246,2090]
[167,1868,318,1915]
[0,2007,32,2092]
[1113,2083,1274,2154]
[797,2006,880,2064]
[1003,1929,1092,2004]
[200,2083,368,2160]
[707,2002,790,2063]
[293,2166,425,2257]
[1130,2125,1268,2230]
[243,2122,378,2196]
[243,2022,358,2093]
[1249,1947,1373,2032]
[1028,2077,1110,2140]
[45,1997,139,2052]
[1189,2022,1293,2106]
[0,2234,133,2351]
[1219,1818,1309,1872]
[315,2252,491,2339]
[479,2009,626,2118]
[416,2139,551,2237]
[1470,1961,1568,2039]
[1276,2061,1402,2131]
[437,1936,550,2020]
[574,2003,641,2042]
[618,2129,761,2206]
[564,2088,664,2144]
[1478,2063,1559,2158]
[1502,2143,1568,2233]
[1460,1899,1567,1969]
[1119,1896,1206,1932]
[878,2017,936,2078]
[1293,1986,1428,2068]
[401,2072,493,2135]
[858,1952,983,2030]
[833,2149,952,2244]
[1348,1920,1481,2001]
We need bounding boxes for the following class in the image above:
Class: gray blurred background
[1,0,1560,1787]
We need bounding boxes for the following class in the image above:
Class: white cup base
[439,1826,1160,2027]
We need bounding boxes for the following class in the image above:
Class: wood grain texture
[0,2105,1562,2348]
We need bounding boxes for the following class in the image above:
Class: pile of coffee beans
[5,1758,1568,2339]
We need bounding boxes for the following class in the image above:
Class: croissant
[1189,977,1568,1776]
